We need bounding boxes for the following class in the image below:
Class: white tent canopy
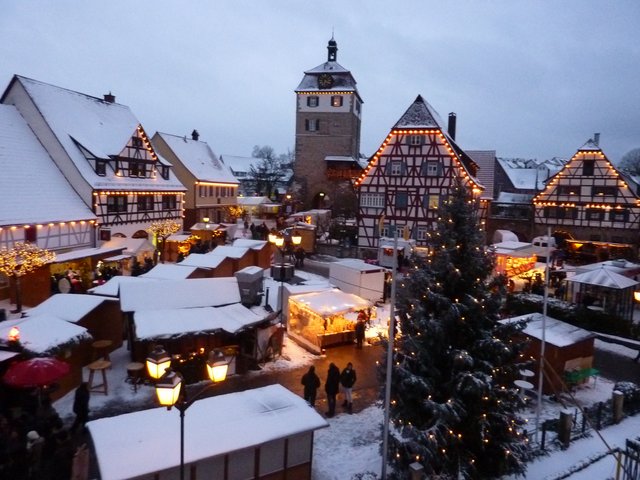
[290,288,371,317]
[568,267,638,289]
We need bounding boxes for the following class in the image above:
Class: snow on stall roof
[568,267,638,289]
[25,294,116,323]
[237,196,274,206]
[236,265,264,275]
[575,259,640,276]
[290,288,371,316]
[53,246,126,263]
[154,132,238,184]
[494,191,534,204]
[88,384,328,480]
[87,275,156,297]
[333,258,385,273]
[232,238,268,250]
[166,234,191,242]
[178,253,227,269]
[15,76,184,191]
[119,277,240,312]
[0,351,19,363]
[207,245,249,259]
[134,303,265,340]
[101,237,154,256]
[0,315,91,354]
[0,105,96,226]
[501,313,594,347]
[140,263,198,280]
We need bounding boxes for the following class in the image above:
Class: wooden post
[409,462,424,480]
[612,390,624,424]
[558,410,573,449]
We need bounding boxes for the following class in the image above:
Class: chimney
[448,112,457,141]
[191,129,200,141]
[593,132,600,146]
[103,92,115,103]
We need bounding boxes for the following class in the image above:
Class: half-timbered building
[293,37,364,212]
[533,138,640,259]
[355,95,484,251]
[152,131,239,229]
[1,75,186,243]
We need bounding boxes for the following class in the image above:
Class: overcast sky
[1,1,638,163]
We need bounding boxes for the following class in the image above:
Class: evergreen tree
[384,181,529,479]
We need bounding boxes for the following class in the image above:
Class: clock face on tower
[317,73,334,89]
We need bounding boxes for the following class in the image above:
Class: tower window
[305,119,320,132]
[307,96,319,107]
[331,96,343,107]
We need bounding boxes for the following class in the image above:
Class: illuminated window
[422,194,440,210]
[592,186,617,197]
[331,96,343,107]
[557,185,577,195]
[307,96,319,107]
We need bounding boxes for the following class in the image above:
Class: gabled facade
[1,75,186,242]
[533,139,640,247]
[0,104,97,251]
[293,37,363,211]
[152,131,239,229]
[355,95,484,249]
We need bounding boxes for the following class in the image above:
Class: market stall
[288,288,372,354]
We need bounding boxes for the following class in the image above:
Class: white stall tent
[329,259,385,302]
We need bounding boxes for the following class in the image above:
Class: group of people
[301,362,357,416]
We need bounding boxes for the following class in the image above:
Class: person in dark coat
[71,382,89,432]
[324,363,340,417]
[340,362,357,414]
[355,318,366,349]
[301,366,321,407]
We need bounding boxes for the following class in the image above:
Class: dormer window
[130,162,146,178]
[95,160,107,176]
[158,165,170,180]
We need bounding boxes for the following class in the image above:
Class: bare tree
[249,145,290,197]
[618,148,640,175]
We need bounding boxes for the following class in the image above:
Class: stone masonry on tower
[293,37,364,213]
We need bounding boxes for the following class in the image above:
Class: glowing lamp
[203,217,210,223]
[8,326,19,342]
[274,237,285,248]
[146,345,171,380]
[206,350,231,383]
[634,291,640,303]
[291,232,302,246]
[268,233,278,244]
[155,369,183,408]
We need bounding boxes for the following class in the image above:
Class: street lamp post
[154,349,231,480]
[269,231,301,326]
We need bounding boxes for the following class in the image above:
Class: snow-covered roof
[393,94,444,130]
[88,384,328,480]
[134,303,266,340]
[568,267,638,289]
[0,315,91,354]
[232,238,268,250]
[208,245,249,259]
[0,105,96,226]
[11,76,185,191]
[325,155,359,163]
[101,237,154,256]
[140,263,198,280]
[333,259,385,273]
[88,275,156,297]
[290,288,371,316]
[575,259,640,277]
[154,132,238,184]
[119,278,240,312]
[237,196,275,206]
[502,313,594,347]
[26,294,116,323]
[236,265,264,275]
[494,192,534,204]
[53,246,126,263]
[178,253,227,269]
[496,157,566,191]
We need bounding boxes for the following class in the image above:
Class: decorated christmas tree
[384,181,529,479]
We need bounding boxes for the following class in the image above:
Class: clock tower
[293,37,363,212]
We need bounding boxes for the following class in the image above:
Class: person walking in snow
[324,363,340,417]
[71,382,90,432]
[355,317,366,349]
[340,362,357,414]
[301,366,321,407]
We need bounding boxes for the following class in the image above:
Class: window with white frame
[305,119,320,131]
[408,135,423,146]
[360,192,385,208]
[390,161,403,176]
[307,96,319,107]
[416,226,429,241]
[421,161,440,176]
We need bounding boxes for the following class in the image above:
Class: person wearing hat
[26,430,44,479]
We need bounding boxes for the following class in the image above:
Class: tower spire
[327,35,338,62]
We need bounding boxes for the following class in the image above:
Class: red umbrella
[3,357,71,388]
